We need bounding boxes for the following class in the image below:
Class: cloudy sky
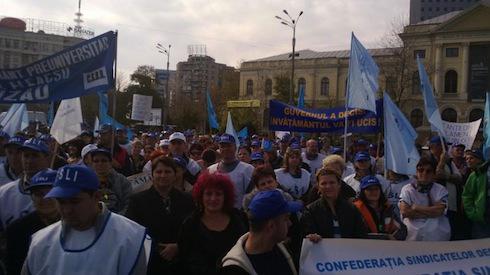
[2,0,408,77]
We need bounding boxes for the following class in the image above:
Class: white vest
[0,162,17,187]
[0,179,34,230]
[275,168,311,199]
[208,161,254,209]
[26,212,150,275]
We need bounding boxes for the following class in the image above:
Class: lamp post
[275,10,303,105]
[156,43,171,129]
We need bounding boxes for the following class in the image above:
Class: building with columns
[239,1,490,141]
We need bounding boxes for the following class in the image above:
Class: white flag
[1,104,28,136]
[225,112,240,149]
[50,98,83,144]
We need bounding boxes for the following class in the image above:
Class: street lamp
[275,10,303,104]
[156,43,171,129]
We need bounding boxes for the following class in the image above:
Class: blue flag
[238,127,248,139]
[206,91,219,130]
[346,33,379,114]
[483,92,490,160]
[0,31,117,103]
[0,103,29,136]
[383,93,420,175]
[47,101,55,127]
[298,85,305,109]
[417,56,445,137]
[97,92,133,140]
[225,112,240,149]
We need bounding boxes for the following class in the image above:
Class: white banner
[442,119,481,149]
[143,108,162,126]
[131,94,153,121]
[127,172,152,193]
[299,238,490,275]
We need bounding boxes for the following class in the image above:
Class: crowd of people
[0,124,488,274]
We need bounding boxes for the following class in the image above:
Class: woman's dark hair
[201,149,217,165]
[151,156,178,174]
[250,166,277,188]
[315,168,341,184]
[238,146,251,155]
[192,172,235,213]
[359,184,387,208]
[283,147,301,173]
[416,157,436,171]
[189,142,204,153]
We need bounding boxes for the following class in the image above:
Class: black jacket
[126,186,195,275]
[301,197,367,238]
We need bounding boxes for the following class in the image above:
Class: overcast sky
[2,0,409,78]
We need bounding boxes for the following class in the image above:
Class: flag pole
[110,30,118,155]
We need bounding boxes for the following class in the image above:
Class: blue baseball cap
[219,134,236,144]
[360,175,381,190]
[0,131,10,140]
[39,134,54,143]
[173,155,188,169]
[27,169,57,191]
[280,133,291,143]
[20,138,49,154]
[250,152,264,162]
[248,190,303,221]
[290,143,301,150]
[355,139,369,146]
[330,147,343,155]
[251,140,261,147]
[4,136,27,148]
[262,140,273,152]
[354,151,371,162]
[45,165,100,199]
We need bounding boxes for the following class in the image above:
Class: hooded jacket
[462,161,489,223]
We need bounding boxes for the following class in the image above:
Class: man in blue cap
[22,164,151,274]
[250,152,266,169]
[0,138,51,230]
[221,189,301,275]
[0,136,26,186]
[208,134,254,209]
[343,151,391,197]
[6,169,59,275]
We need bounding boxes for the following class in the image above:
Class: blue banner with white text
[0,31,116,103]
[268,99,382,133]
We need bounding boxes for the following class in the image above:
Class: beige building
[239,1,490,139]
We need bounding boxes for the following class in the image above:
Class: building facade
[410,0,480,24]
[0,17,85,69]
[239,2,490,140]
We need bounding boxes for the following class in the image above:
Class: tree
[273,74,296,104]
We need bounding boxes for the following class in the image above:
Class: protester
[0,136,26,186]
[264,144,283,170]
[79,130,94,145]
[96,124,132,176]
[428,136,464,240]
[88,148,133,214]
[130,139,145,174]
[451,144,469,180]
[189,142,204,162]
[179,173,247,275]
[386,170,412,218]
[208,134,254,209]
[399,157,451,241]
[275,147,311,201]
[116,127,132,154]
[126,156,195,274]
[462,149,490,238]
[277,134,291,158]
[343,151,391,197]
[169,132,202,184]
[64,138,85,164]
[144,144,156,162]
[302,168,367,240]
[220,189,302,275]
[0,138,51,230]
[301,139,326,185]
[353,176,407,240]
[80,143,97,166]
[250,152,266,169]
[238,146,252,164]
[173,155,194,192]
[305,154,356,204]
[158,139,170,156]
[22,165,150,274]
[250,140,262,154]
[5,169,59,275]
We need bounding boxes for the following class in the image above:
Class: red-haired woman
[178,172,247,275]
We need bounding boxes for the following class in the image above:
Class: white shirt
[0,179,34,230]
[208,161,254,209]
[387,177,413,217]
[301,152,326,185]
[275,168,311,199]
[0,162,17,187]
[399,182,450,241]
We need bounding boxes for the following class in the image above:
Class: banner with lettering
[442,119,481,149]
[268,99,382,133]
[299,238,490,275]
[0,31,116,103]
